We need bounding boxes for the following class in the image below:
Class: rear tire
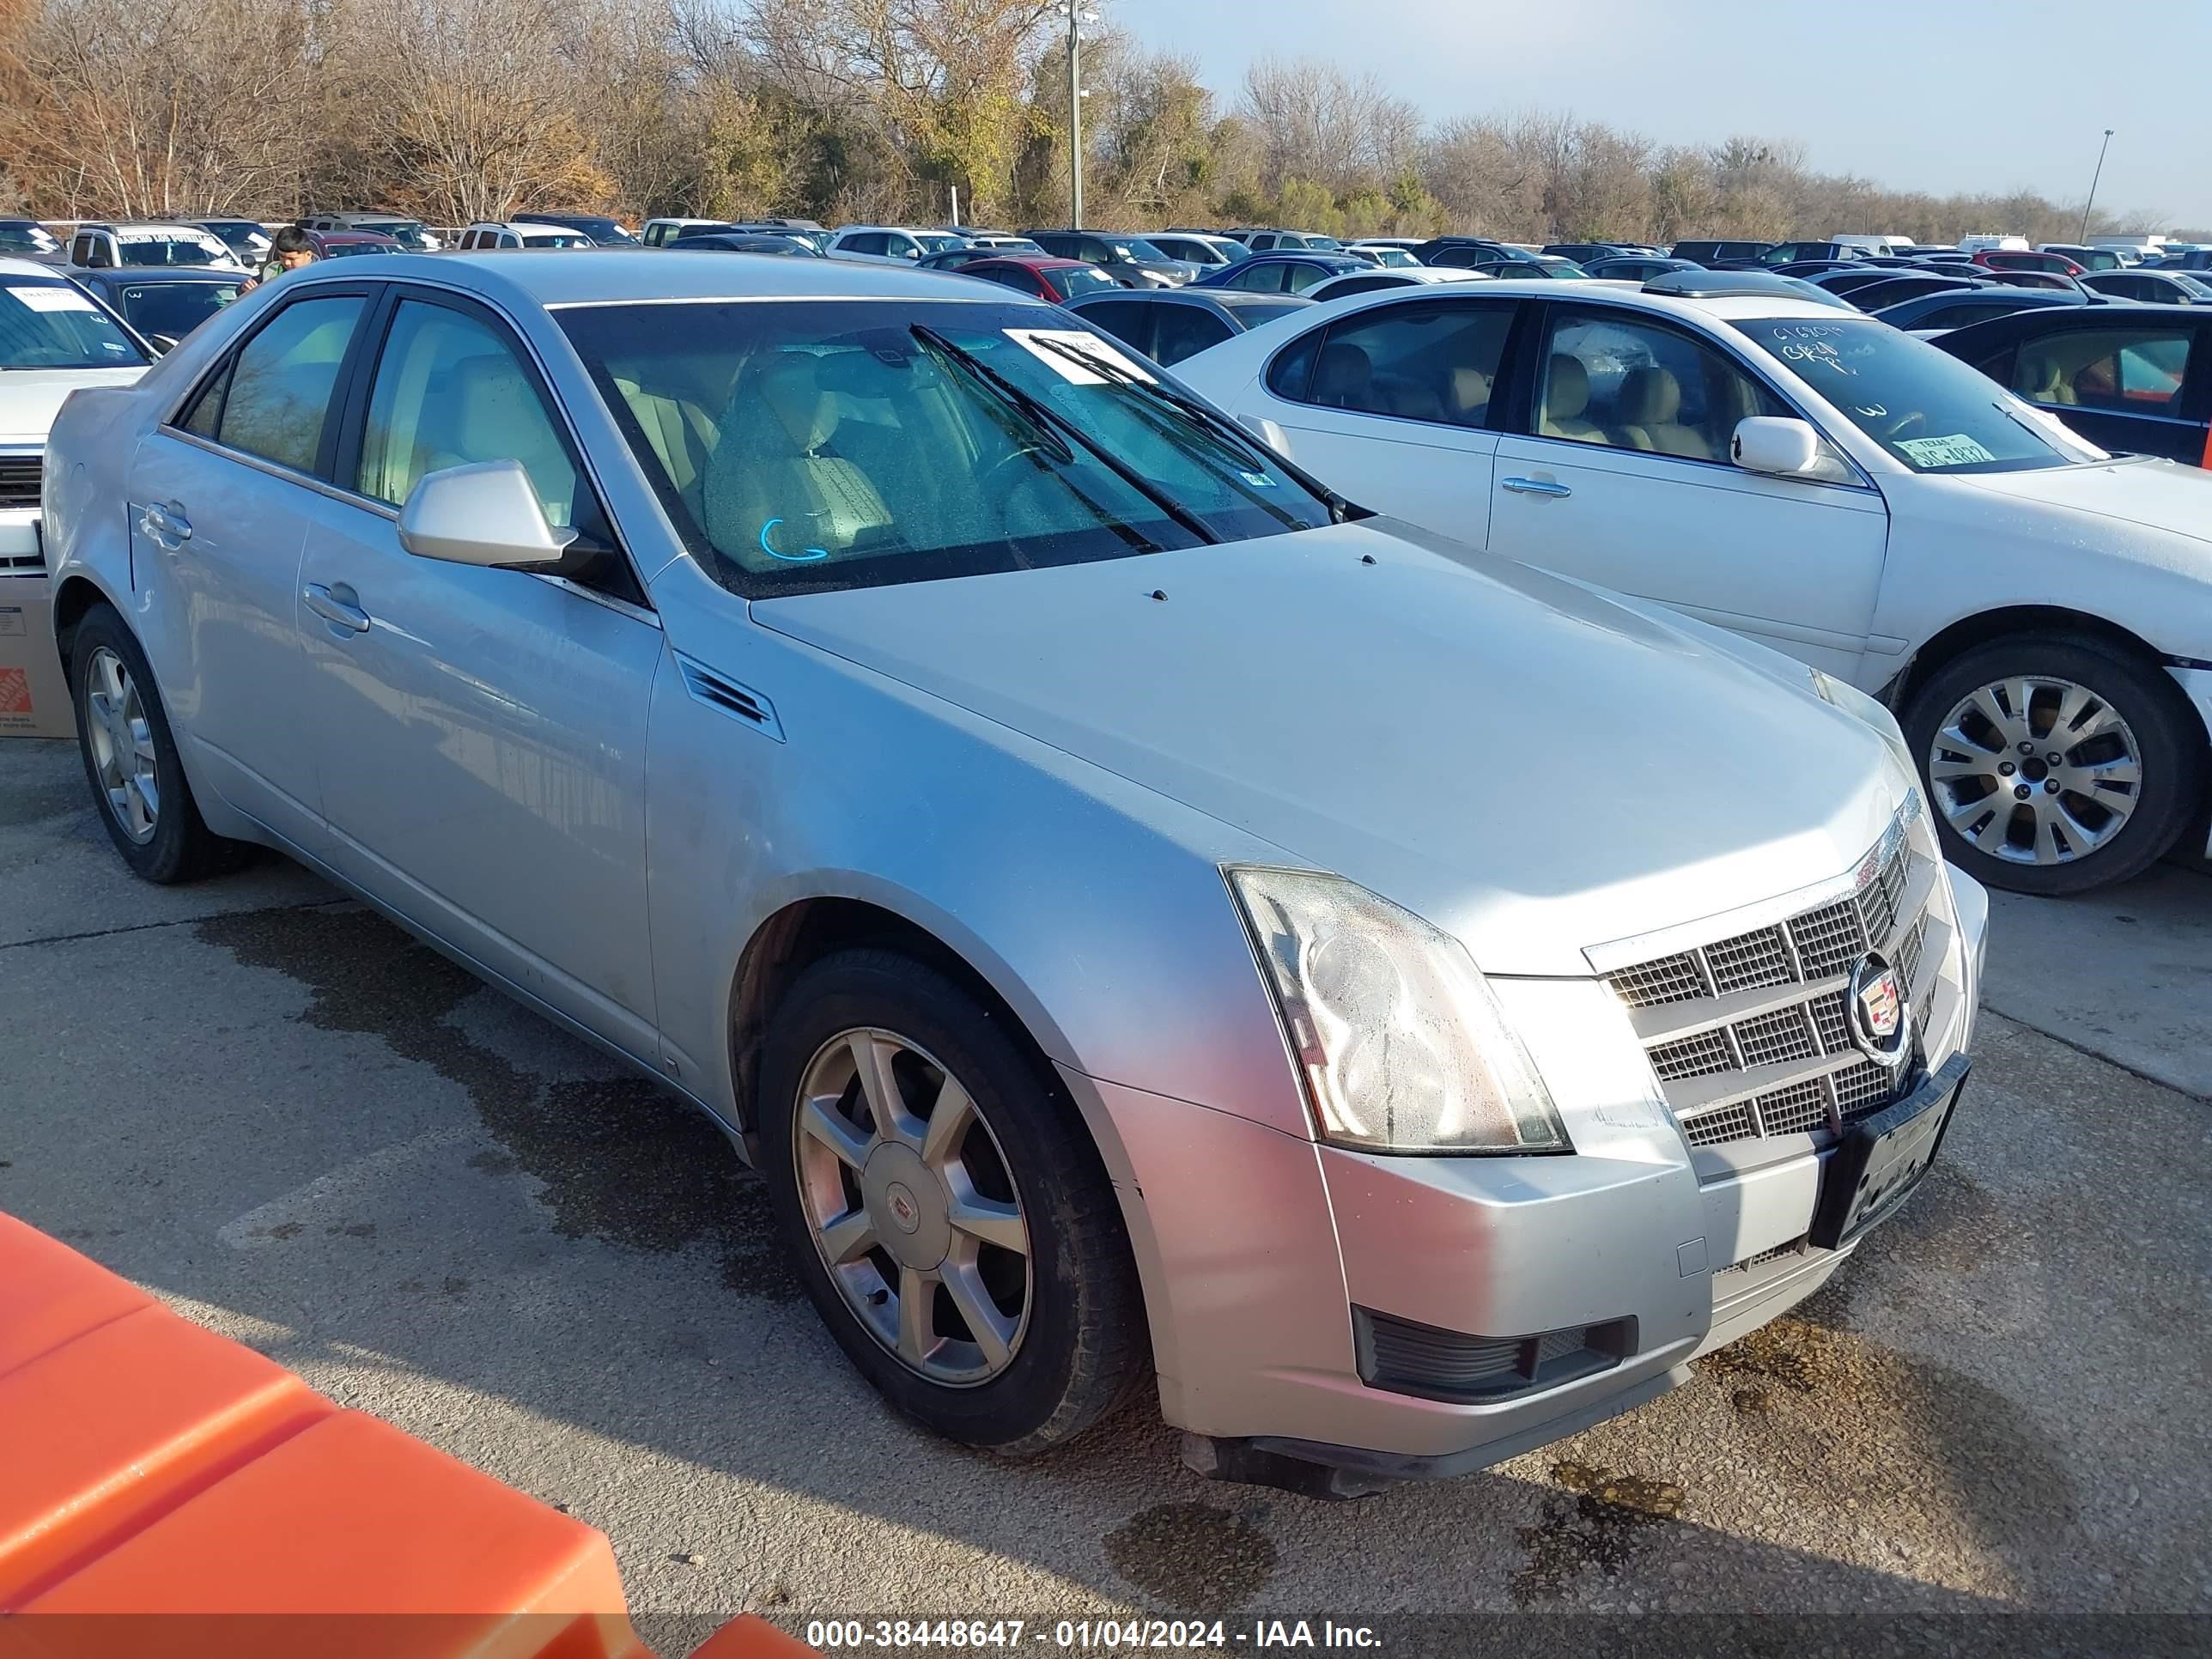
[757,947,1146,1455]
[69,604,250,884]
[1902,632,2200,895]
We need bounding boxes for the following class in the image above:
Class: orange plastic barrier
[0,1212,812,1659]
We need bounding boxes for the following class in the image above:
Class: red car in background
[1976,249,2086,276]
[955,255,1118,302]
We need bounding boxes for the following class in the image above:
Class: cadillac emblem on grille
[1848,952,1911,1069]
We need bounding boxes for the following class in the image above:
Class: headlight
[1225,866,1569,1155]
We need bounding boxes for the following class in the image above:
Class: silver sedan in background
[41,251,1985,1494]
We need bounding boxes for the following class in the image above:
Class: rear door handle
[1501,477,1573,498]
[139,501,191,548]
[303,582,371,635]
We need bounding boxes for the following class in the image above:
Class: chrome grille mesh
[1607,805,1937,1150]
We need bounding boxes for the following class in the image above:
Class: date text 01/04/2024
[801,1620,1383,1649]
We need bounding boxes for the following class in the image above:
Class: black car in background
[67,266,244,349]
[1668,239,1772,265]
[1870,287,2087,333]
[1060,288,1316,365]
[1936,302,2209,465]
[1833,273,1981,311]
[0,218,64,261]
[677,233,825,257]
[1581,254,1699,281]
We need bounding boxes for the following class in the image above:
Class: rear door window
[1150,304,1234,365]
[1295,299,1517,428]
[2010,326,2193,415]
[1073,300,1156,359]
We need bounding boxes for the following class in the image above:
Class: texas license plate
[1808,1054,1970,1249]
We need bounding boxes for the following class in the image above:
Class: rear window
[0,281,147,369]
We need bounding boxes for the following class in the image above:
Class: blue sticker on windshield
[759,517,829,562]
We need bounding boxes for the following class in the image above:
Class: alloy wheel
[793,1027,1032,1386]
[1926,676,2141,866]
[84,646,160,844]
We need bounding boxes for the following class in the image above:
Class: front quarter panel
[641,557,1313,1141]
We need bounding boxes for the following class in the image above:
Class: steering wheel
[983,447,1066,565]
[1882,410,1927,441]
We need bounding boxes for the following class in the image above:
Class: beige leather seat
[1540,354,1605,442]
[1312,342,1374,409]
[418,354,578,526]
[702,354,892,569]
[1445,366,1492,426]
[615,378,718,522]
[2016,352,2075,404]
[1613,365,1714,459]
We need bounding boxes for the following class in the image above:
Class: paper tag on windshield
[1004,327,1155,385]
[1897,434,1997,468]
[8,284,97,313]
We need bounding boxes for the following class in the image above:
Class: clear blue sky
[1109,0,2212,228]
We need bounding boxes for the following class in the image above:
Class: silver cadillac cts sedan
[42,252,1989,1494]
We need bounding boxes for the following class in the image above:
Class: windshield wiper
[1024,333,1359,526]
[909,325,1218,547]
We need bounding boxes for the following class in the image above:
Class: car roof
[102,222,222,236]
[969,255,1089,270]
[278,248,1052,309]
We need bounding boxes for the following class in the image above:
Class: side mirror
[1731,416,1823,477]
[398,460,577,568]
[1238,414,1291,458]
[147,333,179,356]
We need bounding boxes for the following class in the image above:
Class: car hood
[0,368,146,444]
[752,521,1911,977]
[1952,457,2212,550]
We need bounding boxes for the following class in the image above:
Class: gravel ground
[3,736,2208,1644]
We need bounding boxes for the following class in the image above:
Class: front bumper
[1075,860,1988,1487]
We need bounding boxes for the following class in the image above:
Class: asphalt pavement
[3,734,2209,1642]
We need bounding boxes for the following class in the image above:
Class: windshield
[119,236,231,268]
[1052,267,1118,298]
[0,282,149,369]
[1737,317,2105,473]
[2,222,61,254]
[2172,273,2212,300]
[325,240,397,258]
[1107,239,1170,262]
[525,232,592,248]
[202,222,265,256]
[118,280,241,339]
[1364,247,1418,267]
[558,298,1334,597]
[915,234,967,254]
[363,221,434,249]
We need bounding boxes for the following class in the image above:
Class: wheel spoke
[849,1032,920,1149]
[1926,752,1994,782]
[896,1266,936,1364]
[919,1076,976,1170]
[817,1207,877,1266]
[1965,805,2014,854]
[2050,683,2097,744]
[942,1254,1016,1370]
[1968,686,2020,746]
[947,1193,1027,1255]
[2073,755,2141,798]
[2029,805,2065,865]
[799,1092,872,1169]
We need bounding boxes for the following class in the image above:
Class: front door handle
[303,581,371,635]
[1501,476,1573,498]
[139,501,192,548]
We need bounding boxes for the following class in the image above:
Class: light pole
[2079,128,2114,243]
[1066,2,1097,229]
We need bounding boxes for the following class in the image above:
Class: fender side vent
[677,655,784,742]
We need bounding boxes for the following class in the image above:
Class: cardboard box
[0,571,75,740]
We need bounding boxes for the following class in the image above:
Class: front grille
[1607,803,1939,1150]
[0,453,38,511]
[1716,1237,1809,1278]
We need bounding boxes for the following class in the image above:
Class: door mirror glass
[1731,416,1823,476]
[398,459,579,568]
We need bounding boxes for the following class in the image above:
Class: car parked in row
[68,223,244,272]
[1177,267,2212,892]
[2084,269,2212,305]
[952,255,1121,301]
[1060,287,1315,364]
[1228,228,1341,252]
[1870,286,2087,335]
[454,222,594,251]
[1935,303,2209,467]
[1193,251,1367,295]
[640,217,729,247]
[1023,232,1195,289]
[1670,240,1772,266]
[678,234,826,258]
[2036,244,2126,272]
[191,219,274,264]
[1345,243,1421,268]
[514,213,639,246]
[40,247,1984,1496]
[1302,267,1485,304]
[1583,255,1701,283]
[1978,249,2083,277]
[67,266,245,350]
[828,226,971,264]
[307,230,404,260]
[301,212,441,251]
[0,219,65,261]
[1141,233,1246,269]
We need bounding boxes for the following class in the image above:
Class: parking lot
[4,732,2209,1636]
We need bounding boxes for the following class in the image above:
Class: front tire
[1902,632,2201,895]
[69,604,247,883]
[757,947,1146,1455]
